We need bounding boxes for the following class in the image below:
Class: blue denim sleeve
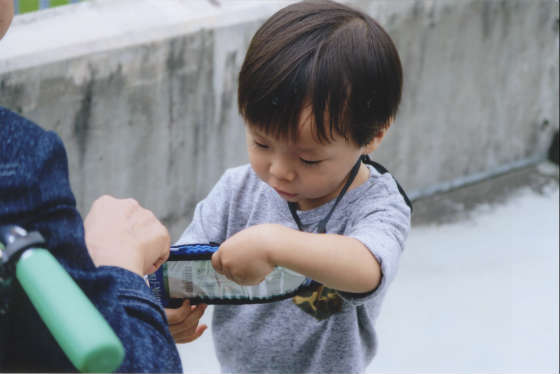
[0,107,182,373]
[74,266,183,373]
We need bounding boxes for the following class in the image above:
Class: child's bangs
[308,17,401,145]
[240,69,311,143]
[307,22,365,144]
[240,51,352,145]
[239,56,310,141]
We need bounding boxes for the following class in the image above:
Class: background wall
[0,0,558,239]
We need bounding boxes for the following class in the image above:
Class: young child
[169,0,411,372]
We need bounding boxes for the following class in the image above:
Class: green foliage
[16,0,84,14]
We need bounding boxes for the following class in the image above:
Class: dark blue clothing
[0,107,182,373]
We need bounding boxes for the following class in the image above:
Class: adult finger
[140,211,170,274]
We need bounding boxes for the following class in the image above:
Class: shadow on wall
[549,131,559,165]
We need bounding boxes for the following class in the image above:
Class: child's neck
[351,162,371,191]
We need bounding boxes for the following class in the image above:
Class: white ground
[177,182,559,373]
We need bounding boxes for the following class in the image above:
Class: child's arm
[211,223,381,294]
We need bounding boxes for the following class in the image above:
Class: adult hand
[211,224,278,285]
[84,195,170,276]
[0,0,14,40]
[166,300,208,344]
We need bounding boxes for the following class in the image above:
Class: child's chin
[280,195,299,203]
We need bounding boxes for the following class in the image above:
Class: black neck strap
[361,155,413,212]
[288,157,363,233]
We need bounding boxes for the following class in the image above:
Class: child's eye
[300,158,322,166]
[254,141,269,149]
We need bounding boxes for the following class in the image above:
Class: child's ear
[363,129,386,155]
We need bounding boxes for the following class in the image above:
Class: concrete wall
[0,0,558,239]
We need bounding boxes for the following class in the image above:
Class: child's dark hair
[238,0,402,146]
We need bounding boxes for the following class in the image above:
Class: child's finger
[165,300,191,324]
[180,304,206,330]
[169,304,206,334]
[168,305,207,340]
[212,252,235,281]
[190,303,207,320]
[175,324,208,344]
[211,252,224,274]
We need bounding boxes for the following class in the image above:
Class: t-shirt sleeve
[338,183,411,305]
[175,170,234,245]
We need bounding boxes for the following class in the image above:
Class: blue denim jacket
[0,107,182,373]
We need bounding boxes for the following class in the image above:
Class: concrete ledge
[0,0,299,74]
[412,161,559,226]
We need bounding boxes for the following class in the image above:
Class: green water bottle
[0,225,124,372]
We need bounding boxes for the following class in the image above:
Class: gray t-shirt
[177,163,411,373]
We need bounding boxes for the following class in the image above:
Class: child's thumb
[211,251,223,274]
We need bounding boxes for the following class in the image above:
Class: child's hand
[211,224,279,285]
[165,300,207,344]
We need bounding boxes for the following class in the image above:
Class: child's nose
[269,157,296,182]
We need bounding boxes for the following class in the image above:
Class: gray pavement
[368,162,559,373]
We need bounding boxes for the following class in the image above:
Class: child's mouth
[274,188,297,199]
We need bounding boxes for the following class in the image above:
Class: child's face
[246,109,367,211]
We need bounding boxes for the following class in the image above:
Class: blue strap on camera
[148,243,315,307]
